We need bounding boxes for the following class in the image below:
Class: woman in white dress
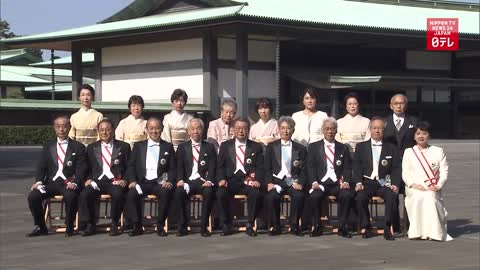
[115,95,147,149]
[249,97,279,147]
[161,89,193,150]
[402,121,452,241]
[291,88,328,147]
[335,92,370,153]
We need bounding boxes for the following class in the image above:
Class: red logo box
[426,18,459,51]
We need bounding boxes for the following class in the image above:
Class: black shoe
[176,226,188,237]
[384,230,396,241]
[220,224,232,236]
[157,227,168,237]
[290,225,304,236]
[200,228,211,237]
[65,227,75,237]
[337,226,352,238]
[246,224,257,237]
[268,226,282,236]
[128,224,143,237]
[26,226,48,237]
[109,224,121,236]
[362,228,374,239]
[309,225,323,237]
[81,223,95,237]
[122,223,133,232]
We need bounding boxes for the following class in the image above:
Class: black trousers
[265,186,305,228]
[174,179,214,229]
[28,182,79,229]
[125,181,174,226]
[355,181,399,229]
[309,181,354,228]
[216,176,262,226]
[78,180,126,226]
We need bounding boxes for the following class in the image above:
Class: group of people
[26,85,452,242]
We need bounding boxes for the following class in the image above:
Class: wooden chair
[187,194,212,232]
[44,195,78,233]
[143,195,168,232]
[94,194,124,232]
[232,195,257,231]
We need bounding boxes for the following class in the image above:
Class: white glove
[183,183,190,195]
[135,184,143,195]
[91,181,100,191]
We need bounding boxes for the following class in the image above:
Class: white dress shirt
[98,141,115,180]
[52,138,69,181]
[145,139,160,180]
[234,139,247,174]
[320,141,337,183]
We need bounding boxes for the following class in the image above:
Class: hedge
[0,126,55,145]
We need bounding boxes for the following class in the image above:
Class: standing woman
[336,92,370,153]
[402,121,452,241]
[115,95,148,149]
[161,89,193,151]
[291,88,328,147]
[249,97,279,147]
[69,84,104,146]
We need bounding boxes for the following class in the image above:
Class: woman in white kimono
[249,97,279,147]
[291,88,328,147]
[402,121,452,241]
[69,84,103,146]
[115,95,148,149]
[161,89,193,150]
[336,92,370,153]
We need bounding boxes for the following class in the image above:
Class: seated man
[79,119,131,236]
[354,116,401,241]
[264,116,307,236]
[125,117,176,237]
[216,117,264,237]
[174,118,216,237]
[26,115,87,237]
[307,117,354,238]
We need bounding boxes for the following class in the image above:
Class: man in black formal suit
[384,94,418,157]
[78,119,131,236]
[26,115,87,237]
[125,117,176,237]
[354,117,402,241]
[307,117,354,238]
[174,118,216,237]
[264,116,307,236]
[384,93,418,232]
[216,117,264,237]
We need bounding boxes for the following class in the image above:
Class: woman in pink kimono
[249,97,279,146]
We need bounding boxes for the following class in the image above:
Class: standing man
[353,117,401,241]
[26,115,87,237]
[384,93,418,232]
[216,117,264,237]
[79,119,131,236]
[307,117,354,238]
[174,118,216,237]
[264,116,307,236]
[384,94,418,157]
[207,98,237,153]
[125,117,176,237]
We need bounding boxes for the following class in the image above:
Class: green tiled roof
[3,0,479,47]
[0,49,42,64]
[0,65,92,85]
[30,53,94,67]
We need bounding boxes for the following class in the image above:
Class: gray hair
[322,117,338,129]
[390,93,408,104]
[187,118,204,130]
[278,116,295,129]
[221,98,237,111]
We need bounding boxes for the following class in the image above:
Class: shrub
[0,126,55,145]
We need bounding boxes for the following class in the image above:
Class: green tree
[0,19,43,59]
